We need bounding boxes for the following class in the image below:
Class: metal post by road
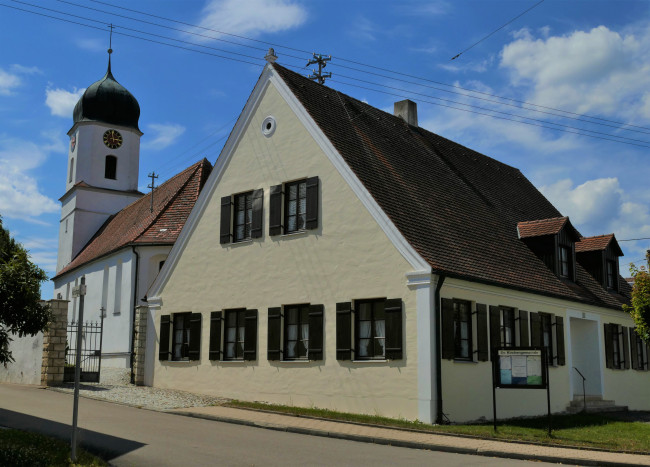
[71,276,86,462]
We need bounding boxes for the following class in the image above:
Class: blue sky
[1,0,649,299]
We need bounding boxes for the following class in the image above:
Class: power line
[450,0,545,60]
[75,0,650,133]
[619,237,650,242]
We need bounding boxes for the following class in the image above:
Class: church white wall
[67,122,140,193]
[151,81,420,421]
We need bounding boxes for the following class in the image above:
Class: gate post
[41,299,69,386]
[133,306,148,386]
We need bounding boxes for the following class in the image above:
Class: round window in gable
[261,116,276,137]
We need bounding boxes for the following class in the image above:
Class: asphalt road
[0,384,555,466]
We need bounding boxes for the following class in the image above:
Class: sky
[0,0,649,300]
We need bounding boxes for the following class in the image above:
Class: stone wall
[132,305,148,386]
[40,299,69,386]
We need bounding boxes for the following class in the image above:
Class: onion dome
[73,55,140,131]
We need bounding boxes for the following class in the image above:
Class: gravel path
[51,368,228,411]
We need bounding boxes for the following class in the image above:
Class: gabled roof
[517,217,580,240]
[54,159,212,279]
[272,63,628,309]
[576,234,623,256]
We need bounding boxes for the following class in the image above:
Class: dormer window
[559,246,570,278]
[606,260,616,289]
[105,155,117,180]
[575,234,623,293]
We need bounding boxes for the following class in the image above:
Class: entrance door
[570,318,602,397]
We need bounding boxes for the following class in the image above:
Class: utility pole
[148,172,158,213]
[307,53,332,85]
[70,277,87,463]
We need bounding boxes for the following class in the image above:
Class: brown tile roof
[576,234,623,255]
[517,217,579,239]
[272,64,627,310]
[54,159,212,279]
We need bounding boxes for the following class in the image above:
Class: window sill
[164,360,195,364]
[231,239,253,246]
[352,359,388,363]
[218,359,248,364]
[277,359,311,364]
[281,230,308,238]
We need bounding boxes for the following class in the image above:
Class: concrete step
[569,398,616,407]
[566,404,628,414]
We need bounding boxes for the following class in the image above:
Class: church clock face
[103,129,123,149]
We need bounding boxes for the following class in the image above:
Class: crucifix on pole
[148,172,158,213]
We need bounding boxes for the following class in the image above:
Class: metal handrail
[573,367,587,412]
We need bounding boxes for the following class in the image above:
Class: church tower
[56,50,143,273]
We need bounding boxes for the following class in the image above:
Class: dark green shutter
[604,323,613,369]
[385,298,403,360]
[305,176,319,230]
[188,313,202,361]
[220,196,232,244]
[476,304,489,361]
[336,302,352,360]
[630,328,638,370]
[244,309,258,361]
[269,184,283,236]
[489,306,500,360]
[251,189,264,239]
[209,311,222,361]
[530,312,541,347]
[519,310,529,346]
[308,304,324,360]
[267,307,282,361]
[555,315,565,366]
[622,326,630,370]
[441,298,454,360]
[159,315,170,361]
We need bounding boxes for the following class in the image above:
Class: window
[268,304,323,361]
[158,313,201,362]
[225,309,246,360]
[606,260,616,289]
[604,323,628,370]
[335,298,403,361]
[500,307,515,347]
[220,190,263,244]
[158,260,165,271]
[559,246,570,278]
[105,155,117,180]
[540,313,553,365]
[530,312,565,366]
[269,177,319,236]
[69,158,74,183]
[284,304,310,359]
[233,191,253,242]
[209,309,258,361]
[631,329,648,371]
[442,299,475,361]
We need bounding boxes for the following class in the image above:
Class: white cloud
[0,69,21,95]
[539,177,650,243]
[193,0,307,39]
[500,24,650,121]
[143,123,186,150]
[10,64,41,75]
[45,87,85,118]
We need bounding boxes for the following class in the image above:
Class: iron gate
[64,318,104,383]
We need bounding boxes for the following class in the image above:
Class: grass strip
[0,428,107,466]
[225,400,650,453]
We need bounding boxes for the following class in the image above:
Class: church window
[105,155,117,180]
[69,158,74,182]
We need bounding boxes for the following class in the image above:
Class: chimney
[394,99,418,127]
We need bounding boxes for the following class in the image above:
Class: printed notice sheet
[496,349,544,387]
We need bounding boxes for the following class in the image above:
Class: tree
[623,251,650,344]
[0,216,51,364]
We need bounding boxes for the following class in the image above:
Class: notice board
[495,348,547,389]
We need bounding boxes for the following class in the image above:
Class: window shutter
[630,327,638,370]
[336,302,353,360]
[269,184,283,236]
[555,316,565,366]
[604,323,613,369]
[530,312,541,347]
[251,189,264,239]
[305,176,319,230]
[476,304,489,361]
[385,298,403,360]
[519,310,529,346]
[622,326,630,370]
[220,196,232,244]
[159,315,170,361]
[244,309,258,361]
[188,313,202,361]
[209,311,222,361]
[308,304,324,360]
[267,307,282,361]
[441,298,454,360]
[489,306,500,360]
